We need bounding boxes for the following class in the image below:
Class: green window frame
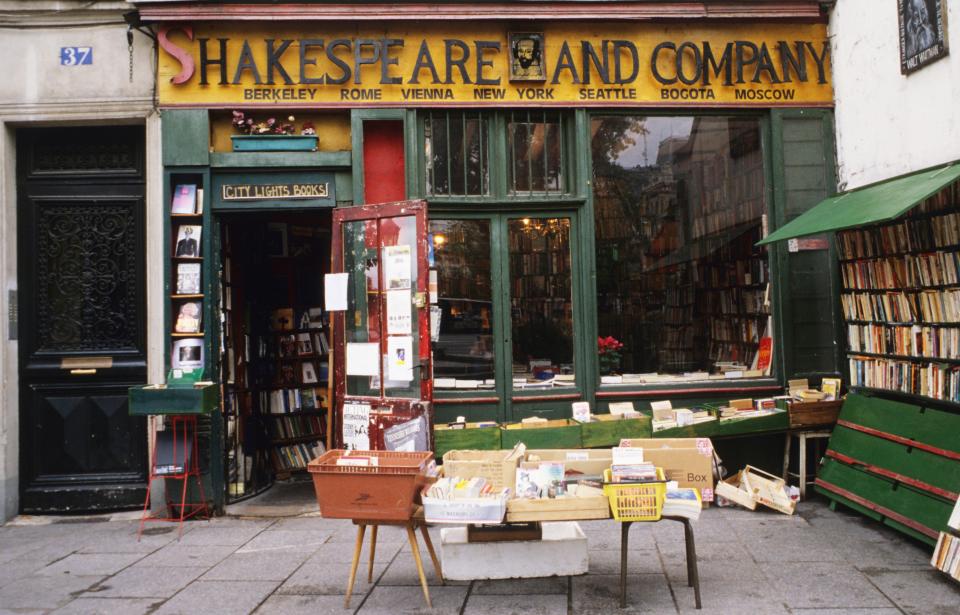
[414,109,579,203]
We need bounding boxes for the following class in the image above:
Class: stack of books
[662,487,702,521]
[610,447,658,483]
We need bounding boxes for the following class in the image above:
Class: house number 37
[60,47,92,66]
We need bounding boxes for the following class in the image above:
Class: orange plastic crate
[307,450,433,521]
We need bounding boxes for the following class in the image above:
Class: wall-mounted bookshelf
[838,181,960,403]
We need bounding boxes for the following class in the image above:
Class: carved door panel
[17,127,148,513]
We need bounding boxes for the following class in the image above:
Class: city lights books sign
[157,22,833,107]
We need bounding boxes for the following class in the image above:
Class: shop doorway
[430,211,583,422]
[16,126,148,513]
[217,211,333,503]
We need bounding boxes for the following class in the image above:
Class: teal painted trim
[760,113,783,385]
[334,172,353,204]
[230,135,318,152]
[161,109,209,167]
[405,108,419,199]
[489,113,508,199]
[576,108,599,404]
[210,151,350,168]
[491,214,510,423]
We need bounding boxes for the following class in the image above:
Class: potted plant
[598,336,624,375]
[229,111,319,152]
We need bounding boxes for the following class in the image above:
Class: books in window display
[847,324,960,360]
[268,388,327,413]
[272,415,325,440]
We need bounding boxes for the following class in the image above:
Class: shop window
[591,115,772,384]
[424,111,489,196]
[429,219,494,388]
[507,111,566,194]
[508,217,574,389]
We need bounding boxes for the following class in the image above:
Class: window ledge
[596,379,781,399]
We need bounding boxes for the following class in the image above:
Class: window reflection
[592,116,771,384]
[509,218,574,389]
[430,220,494,390]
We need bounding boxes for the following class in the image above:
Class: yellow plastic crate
[603,467,666,522]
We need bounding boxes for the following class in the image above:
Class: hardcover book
[171,184,198,214]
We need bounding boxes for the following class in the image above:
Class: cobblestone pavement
[0,497,957,614]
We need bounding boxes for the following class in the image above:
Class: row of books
[275,331,329,358]
[271,440,325,471]
[690,196,765,239]
[840,250,960,289]
[847,324,960,360]
[841,289,960,323]
[848,356,960,402]
[932,532,960,581]
[837,212,960,259]
[269,415,326,441]
[694,258,768,288]
[697,287,768,315]
[708,318,764,344]
[915,182,959,215]
[263,387,329,413]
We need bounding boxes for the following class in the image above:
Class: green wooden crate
[579,414,652,448]
[129,384,219,416]
[654,410,788,439]
[434,423,501,460]
[500,419,582,450]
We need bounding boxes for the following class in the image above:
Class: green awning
[758,162,960,245]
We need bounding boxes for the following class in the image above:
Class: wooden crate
[505,495,610,522]
[434,422,500,460]
[442,449,523,493]
[578,413,651,448]
[788,399,842,429]
[500,419,582,449]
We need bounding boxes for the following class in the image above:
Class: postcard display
[169,179,207,374]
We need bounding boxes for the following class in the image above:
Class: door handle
[70,368,97,375]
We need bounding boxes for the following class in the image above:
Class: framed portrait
[174,225,202,258]
[898,0,949,74]
[509,32,546,82]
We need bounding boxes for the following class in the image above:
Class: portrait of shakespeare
[510,33,545,81]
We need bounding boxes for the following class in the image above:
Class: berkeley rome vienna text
[160,32,830,88]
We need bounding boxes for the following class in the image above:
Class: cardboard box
[442,447,524,493]
[619,437,715,502]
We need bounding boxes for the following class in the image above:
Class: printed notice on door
[386,289,412,335]
[384,245,412,290]
[342,402,371,451]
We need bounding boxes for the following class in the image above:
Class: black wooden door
[17,126,148,513]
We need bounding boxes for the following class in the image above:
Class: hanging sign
[212,172,335,210]
[158,22,833,107]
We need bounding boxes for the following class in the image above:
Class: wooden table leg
[782,432,792,481]
[368,525,378,583]
[406,524,432,608]
[345,524,367,608]
[419,524,444,585]
[619,521,632,608]
[682,519,702,609]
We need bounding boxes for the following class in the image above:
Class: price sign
[60,47,93,66]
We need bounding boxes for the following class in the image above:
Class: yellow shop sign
[158,22,833,107]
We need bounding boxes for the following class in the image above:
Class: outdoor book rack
[137,415,210,540]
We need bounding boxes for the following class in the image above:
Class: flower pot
[230,135,318,152]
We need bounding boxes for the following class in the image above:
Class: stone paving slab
[132,544,235,568]
[253,593,351,614]
[764,562,896,610]
[88,566,208,599]
[201,549,315,581]
[462,592,568,615]
[0,573,105,610]
[151,580,280,615]
[357,585,470,615]
[50,597,161,615]
[37,553,146,577]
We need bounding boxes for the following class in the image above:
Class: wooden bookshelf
[837,180,960,404]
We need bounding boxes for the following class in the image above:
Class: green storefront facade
[143,1,843,505]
